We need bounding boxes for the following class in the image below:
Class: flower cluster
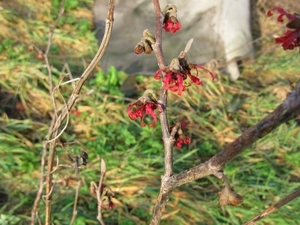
[267,6,300,50]
[162,4,181,33]
[127,90,163,127]
[171,122,191,148]
[154,58,215,96]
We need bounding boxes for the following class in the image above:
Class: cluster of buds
[134,29,156,55]
[133,4,181,55]
[267,6,300,50]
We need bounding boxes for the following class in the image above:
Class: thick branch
[174,79,300,186]
[150,79,300,224]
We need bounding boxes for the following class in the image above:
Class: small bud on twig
[134,29,156,54]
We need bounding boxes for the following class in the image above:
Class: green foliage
[76,19,91,35]
[0,39,26,59]
[90,123,138,153]
[0,214,20,225]
[90,66,125,96]
[52,0,80,13]
[73,216,87,225]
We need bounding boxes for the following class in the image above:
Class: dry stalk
[96,159,107,225]
[31,0,115,224]
[70,180,81,225]
[243,187,300,225]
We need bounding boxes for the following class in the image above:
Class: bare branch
[30,141,48,225]
[243,187,300,225]
[37,0,115,224]
[149,78,300,224]
[150,1,174,224]
[174,79,300,187]
[70,180,81,225]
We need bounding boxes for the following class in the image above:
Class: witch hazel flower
[127,89,163,127]
[154,57,215,96]
[162,4,181,33]
[169,122,191,148]
[267,7,300,50]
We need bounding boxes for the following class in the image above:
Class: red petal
[177,73,184,96]
[195,65,215,81]
[268,6,296,22]
[154,69,163,80]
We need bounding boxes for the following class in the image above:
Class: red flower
[162,4,181,33]
[154,60,215,96]
[127,94,163,127]
[187,64,215,85]
[170,122,191,148]
[69,109,81,117]
[267,7,300,50]
[175,135,191,148]
[163,19,181,33]
[267,6,296,22]
[155,70,186,96]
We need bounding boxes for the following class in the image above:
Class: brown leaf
[218,187,243,206]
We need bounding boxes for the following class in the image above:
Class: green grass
[1,1,300,225]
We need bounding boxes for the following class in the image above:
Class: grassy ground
[1,0,300,224]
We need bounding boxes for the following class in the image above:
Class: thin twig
[70,180,81,225]
[62,63,76,89]
[45,0,66,94]
[30,141,46,225]
[47,76,71,143]
[97,159,107,225]
[243,187,300,225]
[31,119,56,225]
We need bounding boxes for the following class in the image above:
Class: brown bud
[228,190,243,206]
[35,52,44,61]
[134,42,145,54]
[218,187,243,206]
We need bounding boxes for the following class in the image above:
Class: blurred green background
[0,0,300,224]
